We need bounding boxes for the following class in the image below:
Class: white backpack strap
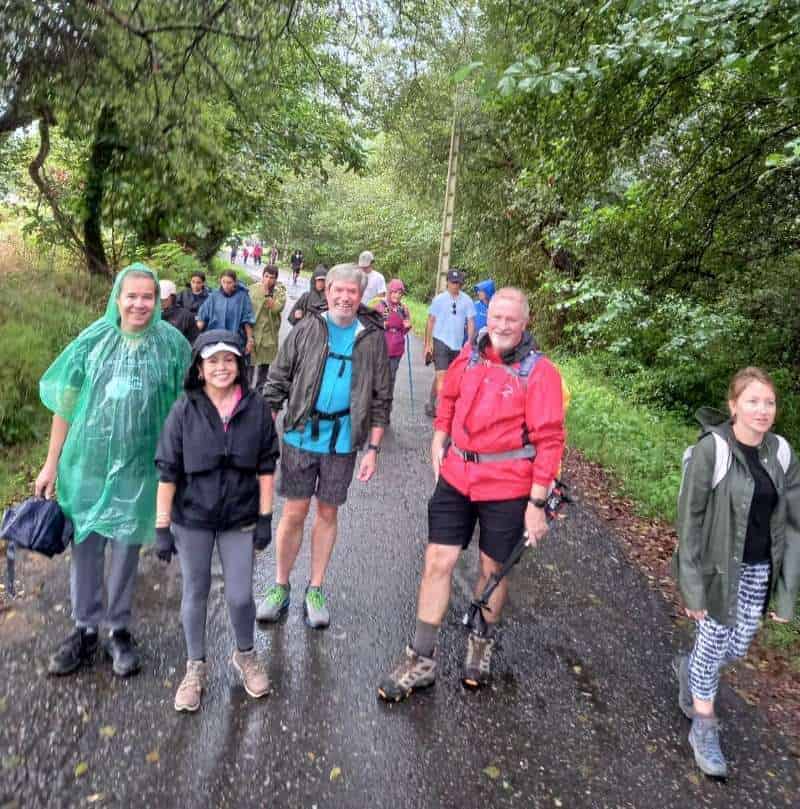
[775,434,791,474]
[711,433,731,489]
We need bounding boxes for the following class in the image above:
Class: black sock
[412,620,439,658]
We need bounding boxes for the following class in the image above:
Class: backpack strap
[711,433,732,489]
[776,434,791,474]
[517,350,543,379]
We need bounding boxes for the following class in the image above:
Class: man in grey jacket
[258,263,391,628]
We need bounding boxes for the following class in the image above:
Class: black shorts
[427,476,528,563]
[278,441,358,507]
[432,338,460,372]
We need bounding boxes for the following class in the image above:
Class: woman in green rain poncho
[34,264,191,678]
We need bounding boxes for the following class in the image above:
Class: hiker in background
[270,242,279,266]
[258,263,390,629]
[357,250,386,305]
[290,249,304,286]
[472,279,495,333]
[230,244,238,264]
[196,270,255,358]
[248,265,286,396]
[35,264,190,679]
[376,278,411,421]
[253,242,263,267]
[291,264,328,325]
[176,271,210,317]
[378,288,564,700]
[160,280,198,344]
[673,366,800,778]
[423,268,475,417]
[155,330,279,711]
[242,245,250,266]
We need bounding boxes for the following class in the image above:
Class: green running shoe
[304,586,330,629]
[256,583,290,622]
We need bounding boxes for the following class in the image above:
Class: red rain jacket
[434,334,565,501]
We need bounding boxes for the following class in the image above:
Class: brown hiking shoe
[462,632,495,689]
[231,649,270,698]
[174,660,207,713]
[377,645,437,702]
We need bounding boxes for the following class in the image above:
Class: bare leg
[416,544,462,625]
[275,498,311,584]
[309,501,339,587]
[473,552,508,626]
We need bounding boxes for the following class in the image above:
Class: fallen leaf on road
[482,765,501,780]
[2,755,21,771]
[86,794,106,804]
[329,766,342,781]
[99,725,116,739]
[307,752,316,762]
[74,762,89,778]
[146,750,159,764]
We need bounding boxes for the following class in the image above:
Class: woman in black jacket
[155,330,279,712]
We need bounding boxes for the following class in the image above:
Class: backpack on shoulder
[680,406,791,496]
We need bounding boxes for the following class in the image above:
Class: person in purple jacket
[376,279,411,421]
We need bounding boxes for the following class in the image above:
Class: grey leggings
[171,524,255,661]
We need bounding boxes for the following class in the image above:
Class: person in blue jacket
[196,270,255,358]
[473,279,495,332]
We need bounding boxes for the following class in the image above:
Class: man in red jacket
[378,287,565,700]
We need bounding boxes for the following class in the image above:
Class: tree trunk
[82,105,118,277]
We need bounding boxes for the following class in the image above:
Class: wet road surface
[1,332,799,808]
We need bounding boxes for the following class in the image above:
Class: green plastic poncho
[39,263,191,545]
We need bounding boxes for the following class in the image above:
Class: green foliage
[141,243,206,288]
[0,270,101,446]
[557,354,697,522]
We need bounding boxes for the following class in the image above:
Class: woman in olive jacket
[673,367,800,778]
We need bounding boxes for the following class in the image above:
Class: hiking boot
[256,583,290,622]
[377,645,437,702]
[104,629,141,677]
[672,654,694,719]
[304,586,330,629]
[48,628,98,676]
[174,660,207,713]
[462,631,495,689]
[689,715,728,778]
[231,649,270,698]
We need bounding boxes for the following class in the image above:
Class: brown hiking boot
[462,632,495,689]
[377,645,437,702]
[231,649,270,698]
[174,660,207,713]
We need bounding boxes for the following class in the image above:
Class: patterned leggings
[688,561,770,702]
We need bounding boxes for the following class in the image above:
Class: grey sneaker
[672,654,694,719]
[378,645,437,702]
[256,583,290,622]
[689,715,728,778]
[462,632,495,689]
[304,586,330,629]
[174,660,207,713]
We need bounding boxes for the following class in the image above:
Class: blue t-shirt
[429,291,476,350]
[284,315,358,454]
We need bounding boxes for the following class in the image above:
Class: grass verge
[556,355,697,522]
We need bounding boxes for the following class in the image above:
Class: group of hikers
[230,240,279,268]
[28,250,800,781]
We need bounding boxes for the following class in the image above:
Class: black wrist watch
[367,443,381,455]
[529,497,547,509]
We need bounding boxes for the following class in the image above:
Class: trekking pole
[406,334,415,417]
[462,532,529,636]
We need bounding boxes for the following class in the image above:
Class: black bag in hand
[2,497,73,596]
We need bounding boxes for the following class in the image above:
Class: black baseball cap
[447,269,465,284]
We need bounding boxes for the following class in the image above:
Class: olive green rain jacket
[39,263,191,545]
[674,419,800,624]
[248,280,286,366]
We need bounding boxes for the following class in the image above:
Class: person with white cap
[155,329,279,712]
[160,279,198,344]
[357,250,386,306]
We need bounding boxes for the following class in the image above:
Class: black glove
[156,526,175,563]
[253,513,272,551]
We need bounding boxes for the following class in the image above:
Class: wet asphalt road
[1,322,799,808]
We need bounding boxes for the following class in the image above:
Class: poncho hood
[474,279,496,300]
[105,262,163,335]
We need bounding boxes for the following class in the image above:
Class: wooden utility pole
[436,106,460,293]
